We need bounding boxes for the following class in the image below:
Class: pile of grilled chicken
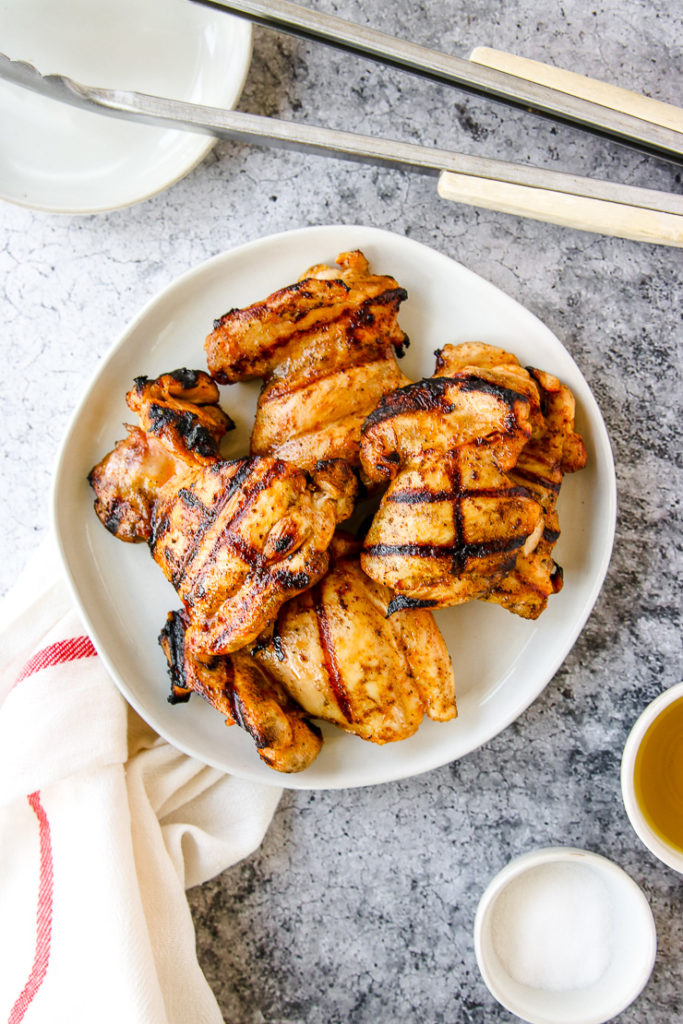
[89,250,586,773]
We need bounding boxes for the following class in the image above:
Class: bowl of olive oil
[622,682,683,873]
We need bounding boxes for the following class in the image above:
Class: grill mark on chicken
[504,569,553,600]
[208,568,313,653]
[543,526,561,544]
[165,458,264,587]
[153,460,258,587]
[364,536,527,561]
[214,459,284,537]
[205,458,258,518]
[311,583,354,723]
[178,486,215,519]
[182,537,311,611]
[362,374,529,430]
[212,277,351,333]
[250,289,408,402]
[209,574,270,649]
[448,459,468,575]
[261,353,405,405]
[211,283,406,384]
[153,479,223,562]
[511,465,562,493]
[387,484,532,504]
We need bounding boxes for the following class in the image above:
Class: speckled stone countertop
[1,1,682,1021]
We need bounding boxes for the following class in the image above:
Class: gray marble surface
[1,0,682,1021]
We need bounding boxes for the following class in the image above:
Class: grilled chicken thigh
[160,610,323,773]
[204,250,411,475]
[432,343,587,617]
[465,358,587,617]
[160,534,456,771]
[89,370,357,656]
[152,455,356,656]
[253,544,456,743]
[359,365,544,608]
[89,369,233,541]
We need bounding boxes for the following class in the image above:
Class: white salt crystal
[491,862,613,992]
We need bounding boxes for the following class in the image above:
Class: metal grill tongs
[197,0,683,162]
[3,0,682,245]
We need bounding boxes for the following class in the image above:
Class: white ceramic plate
[0,0,252,213]
[52,225,616,789]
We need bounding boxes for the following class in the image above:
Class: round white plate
[0,0,252,213]
[52,225,616,789]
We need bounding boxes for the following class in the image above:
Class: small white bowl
[474,847,656,1024]
[621,681,683,873]
[0,0,253,213]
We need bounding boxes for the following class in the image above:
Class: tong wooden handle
[470,48,683,134]
[437,171,683,246]
[436,47,683,246]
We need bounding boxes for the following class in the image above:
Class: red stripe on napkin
[7,638,96,1019]
[13,636,97,687]
[7,791,54,1024]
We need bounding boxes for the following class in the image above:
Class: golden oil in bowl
[633,695,683,851]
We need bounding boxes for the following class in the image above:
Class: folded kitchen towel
[0,542,283,1024]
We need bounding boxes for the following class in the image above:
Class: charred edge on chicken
[348,287,409,355]
[251,622,286,662]
[133,368,203,393]
[385,595,439,616]
[159,611,249,737]
[159,610,192,704]
[526,367,551,417]
[551,564,564,589]
[147,404,221,457]
[86,481,132,538]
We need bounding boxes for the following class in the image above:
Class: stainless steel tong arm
[2,54,681,220]
[190,0,683,164]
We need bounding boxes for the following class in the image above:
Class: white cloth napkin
[0,543,283,1024]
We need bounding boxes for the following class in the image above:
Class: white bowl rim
[621,680,683,874]
[474,845,657,1024]
[0,5,253,214]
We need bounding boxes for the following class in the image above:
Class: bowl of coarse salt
[474,847,656,1024]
